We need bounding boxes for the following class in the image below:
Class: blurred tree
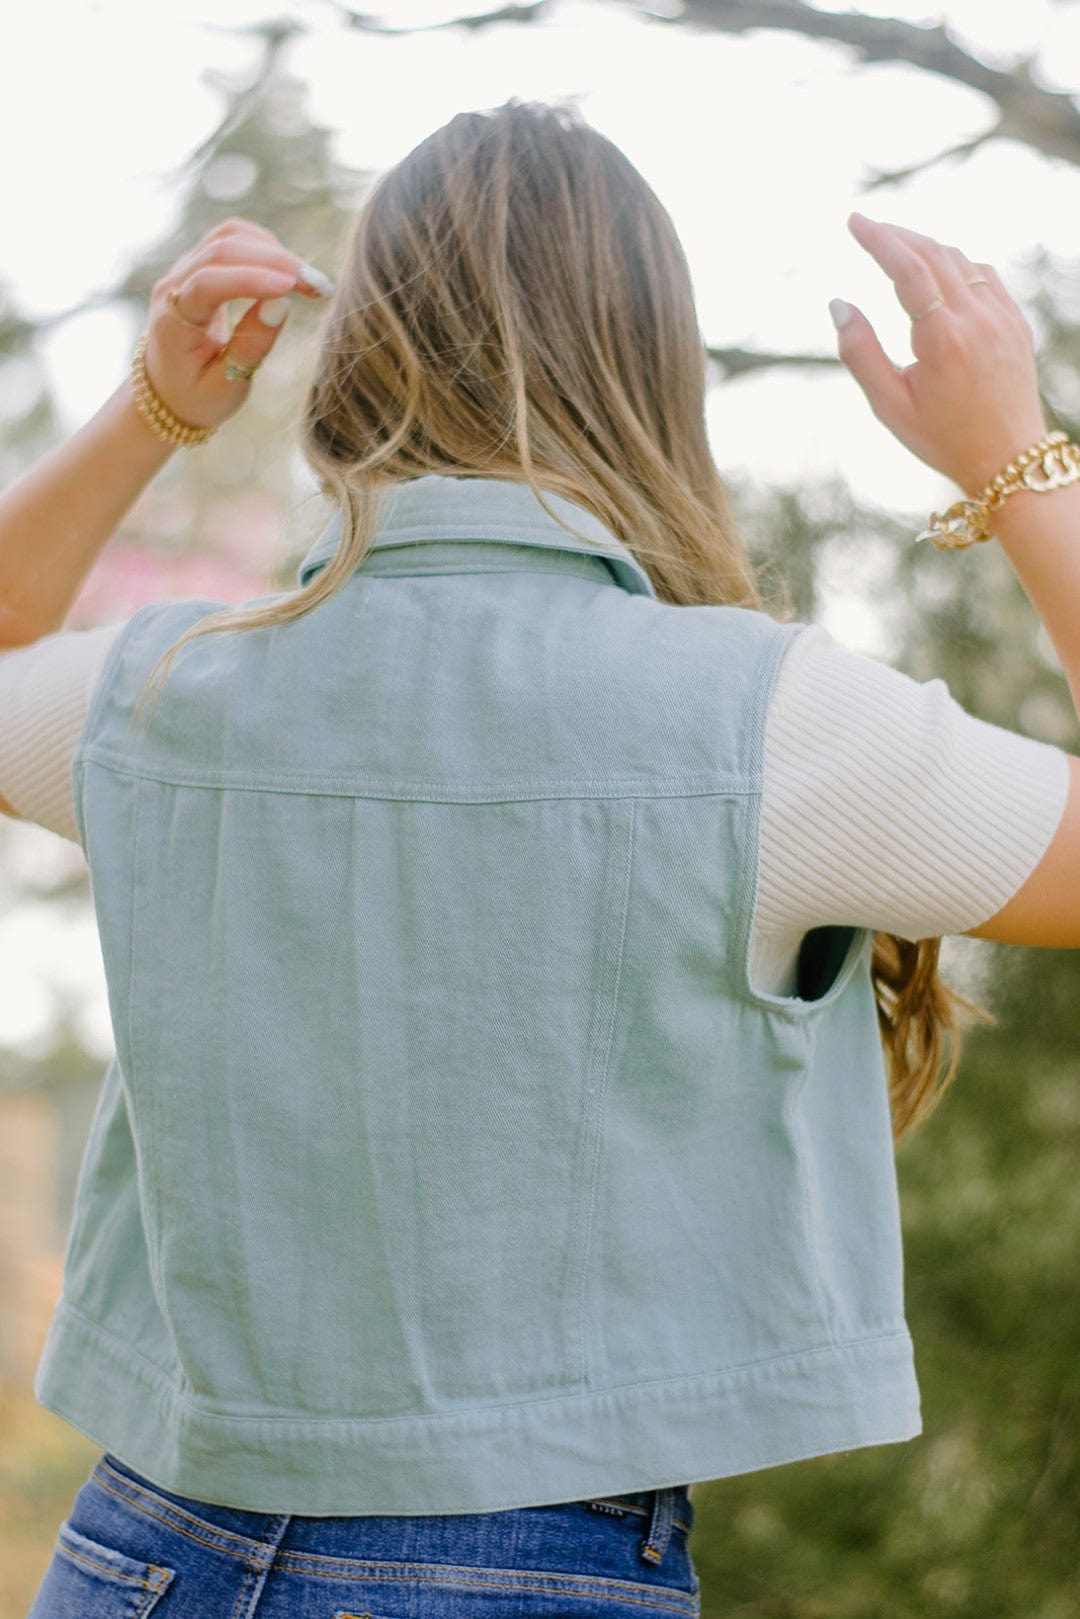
[1,9,1078,1618]
[338,1,1080,169]
[337,0,1080,382]
[70,21,367,615]
[0,21,371,913]
[0,284,65,487]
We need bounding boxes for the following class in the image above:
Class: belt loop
[638,1486,675,1566]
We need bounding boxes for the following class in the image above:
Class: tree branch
[669,3,1080,169]
[325,0,552,34]
[328,0,1080,173]
[860,130,999,192]
[706,346,840,379]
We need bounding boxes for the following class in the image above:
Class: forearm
[987,478,1080,724]
[0,374,175,648]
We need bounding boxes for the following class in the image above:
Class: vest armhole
[71,604,157,856]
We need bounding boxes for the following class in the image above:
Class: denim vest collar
[295,473,658,600]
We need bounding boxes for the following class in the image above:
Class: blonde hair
[130,97,992,1142]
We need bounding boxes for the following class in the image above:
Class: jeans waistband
[96,1455,692,1569]
[582,1485,694,1564]
[598,1488,691,1509]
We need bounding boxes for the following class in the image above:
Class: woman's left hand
[143,215,334,434]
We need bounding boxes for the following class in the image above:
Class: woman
[8,99,1078,1617]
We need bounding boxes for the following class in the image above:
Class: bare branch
[860,130,999,192]
[653,0,1080,170]
[182,19,302,171]
[706,346,840,379]
[323,0,553,34]
[330,0,1080,171]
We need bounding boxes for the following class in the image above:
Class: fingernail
[298,262,335,296]
[258,296,291,328]
[828,298,854,330]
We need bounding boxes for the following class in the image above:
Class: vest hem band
[34,1297,923,1516]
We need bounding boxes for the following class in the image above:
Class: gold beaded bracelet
[915,430,1080,550]
[130,330,216,448]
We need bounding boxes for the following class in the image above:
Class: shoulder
[642,600,808,686]
[0,619,129,695]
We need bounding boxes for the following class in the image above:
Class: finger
[161,265,298,331]
[852,217,1028,351]
[170,235,324,299]
[941,240,995,305]
[847,213,949,322]
[177,236,296,276]
[864,218,975,307]
[829,298,915,440]
[164,230,323,296]
[162,219,283,287]
[212,293,293,388]
[947,243,993,294]
[206,215,281,245]
[969,260,1033,334]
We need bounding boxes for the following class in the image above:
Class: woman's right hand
[831,212,1050,499]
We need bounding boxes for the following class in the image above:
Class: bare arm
[986,478,1080,720]
[832,212,1080,947]
[0,216,323,650]
[964,480,1080,947]
[0,383,176,648]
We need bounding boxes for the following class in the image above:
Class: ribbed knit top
[0,615,1069,998]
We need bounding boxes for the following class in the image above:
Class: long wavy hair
[131,97,992,1143]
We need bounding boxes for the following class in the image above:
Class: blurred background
[1,2,1079,1614]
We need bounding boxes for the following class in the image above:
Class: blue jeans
[28,1451,701,1616]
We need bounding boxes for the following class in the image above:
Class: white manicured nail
[828,298,853,330]
[258,296,291,328]
[299,263,335,296]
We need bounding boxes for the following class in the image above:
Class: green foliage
[692,981,1080,1617]
[3,18,1079,1618]
[719,445,1079,1615]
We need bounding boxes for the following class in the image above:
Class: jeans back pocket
[27,1519,176,1618]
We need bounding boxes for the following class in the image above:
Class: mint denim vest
[34,474,921,1514]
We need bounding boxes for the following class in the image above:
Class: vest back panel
[34,477,920,1514]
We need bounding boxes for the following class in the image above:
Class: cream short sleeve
[0,622,128,843]
[750,623,1072,997]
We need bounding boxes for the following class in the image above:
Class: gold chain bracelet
[915,430,1080,550]
[130,331,216,448]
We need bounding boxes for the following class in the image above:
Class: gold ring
[164,288,208,331]
[220,349,259,382]
[911,292,947,320]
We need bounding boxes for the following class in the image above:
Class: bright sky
[2,0,1080,1053]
